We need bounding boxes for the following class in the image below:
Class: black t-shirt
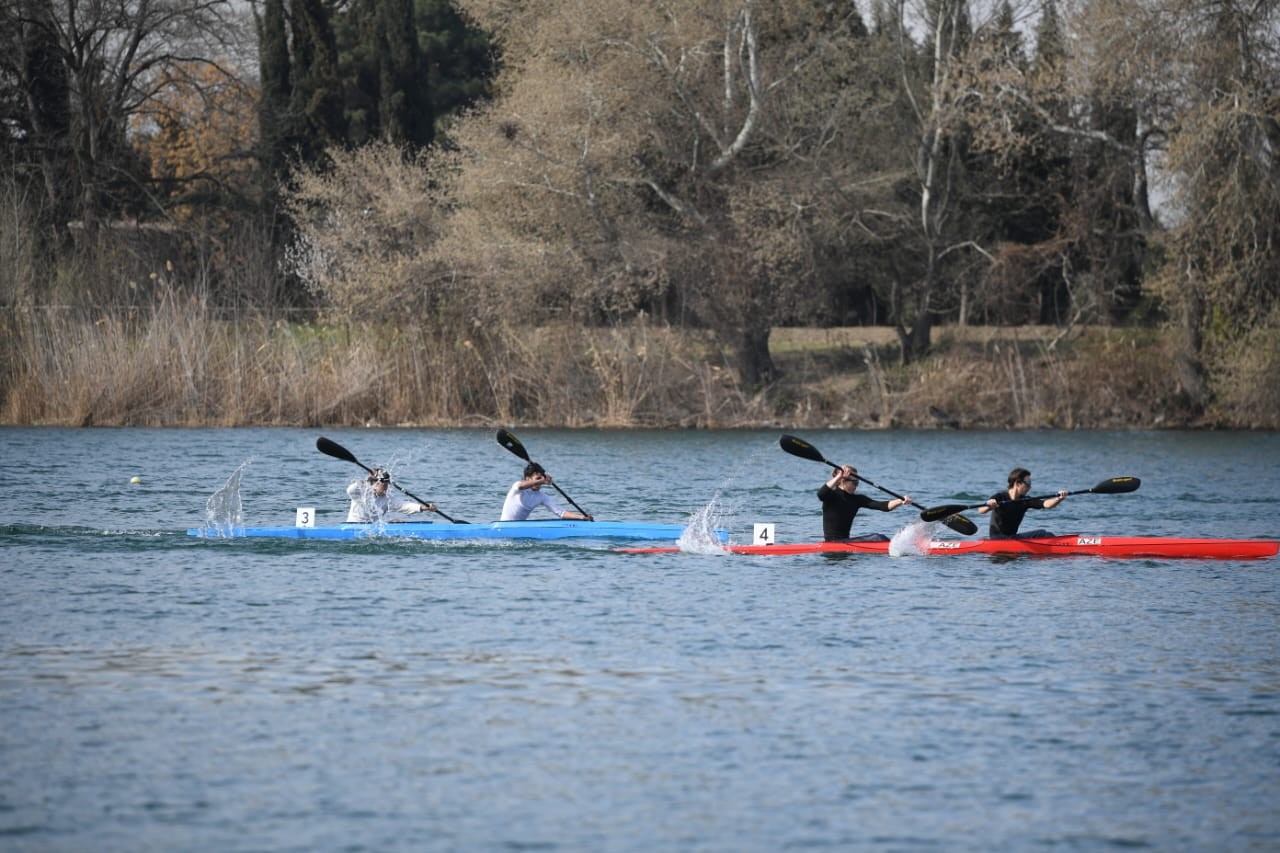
[988,491,1048,538]
[818,485,892,541]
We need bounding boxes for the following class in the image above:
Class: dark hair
[524,462,545,479]
[1008,467,1031,487]
[370,468,391,483]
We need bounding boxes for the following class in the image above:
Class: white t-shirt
[501,481,565,521]
[346,481,421,523]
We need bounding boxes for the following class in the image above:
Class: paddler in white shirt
[346,468,435,522]
[501,462,592,521]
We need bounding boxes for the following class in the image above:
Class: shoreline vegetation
[4,301,1275,430]
[4,2,1277,435]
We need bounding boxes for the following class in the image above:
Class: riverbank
[767,324,1204,429]
[2,305,1274,429]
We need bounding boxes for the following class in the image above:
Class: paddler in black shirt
[978,467,1068,538]
[818,465,912,541]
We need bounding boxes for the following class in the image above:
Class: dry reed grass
[0,303,753,427]
[2,303,1272,429]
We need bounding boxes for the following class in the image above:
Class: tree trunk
[895,253,935,365]
[734,325,778,387]
[1173,278,1207,417]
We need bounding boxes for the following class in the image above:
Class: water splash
[340,452,412,532]
[888,520,936,556]
[204,460,250,536]
[677,495,730,554]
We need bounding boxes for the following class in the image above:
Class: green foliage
[256,0,293,179]
[331,0,494,148]
[417,0,496,125]
[336,0,435,147]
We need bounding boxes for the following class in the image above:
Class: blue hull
[187,519,726,543]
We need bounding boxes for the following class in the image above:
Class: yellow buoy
[129,475,142,484]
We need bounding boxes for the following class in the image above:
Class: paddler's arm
[1041,490,1068,509]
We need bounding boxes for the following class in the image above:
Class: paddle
[918,476,1141,522]
[779,434,979,536]
[496,428,594,520]
[315,436,467,523]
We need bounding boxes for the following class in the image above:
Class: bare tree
[870,0,1038,362]
[950,0,1279,413]
[0,0,250,244]
[440,0,853,386]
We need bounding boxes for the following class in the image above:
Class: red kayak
[619,535,1279,560]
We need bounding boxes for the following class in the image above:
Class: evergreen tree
[416,0,495,127]
[990,0,1022,64]
[258,0,496,157]
[377,0,434,146]
[1078,76,1146,321]
[292,0,346,155]
[1023,0,1075,323]
[969,0,1077,325]
[256,0,293,179]
[337,0,491,148]
[1033,0,1066,81]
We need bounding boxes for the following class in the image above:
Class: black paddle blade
[942,514,979,536]
[1089,476,1141,494]
[780,434,827,464]
[316,436,359,465]
[496,429,531,462]
[916,505,978,534]
[920,504,968,523]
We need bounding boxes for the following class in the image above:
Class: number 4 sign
[753,523,775,546]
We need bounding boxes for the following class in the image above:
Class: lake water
[1,427,1278,851]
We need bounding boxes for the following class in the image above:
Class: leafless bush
[284,143,452,321]
[1208,307,1280,429]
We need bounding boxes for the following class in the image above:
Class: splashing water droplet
[677,495,730,554]
[204,460,250,536]
[889,521,934,556]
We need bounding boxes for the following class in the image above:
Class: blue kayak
[187,519,727,543]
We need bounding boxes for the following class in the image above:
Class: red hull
[620,535,1279,560]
